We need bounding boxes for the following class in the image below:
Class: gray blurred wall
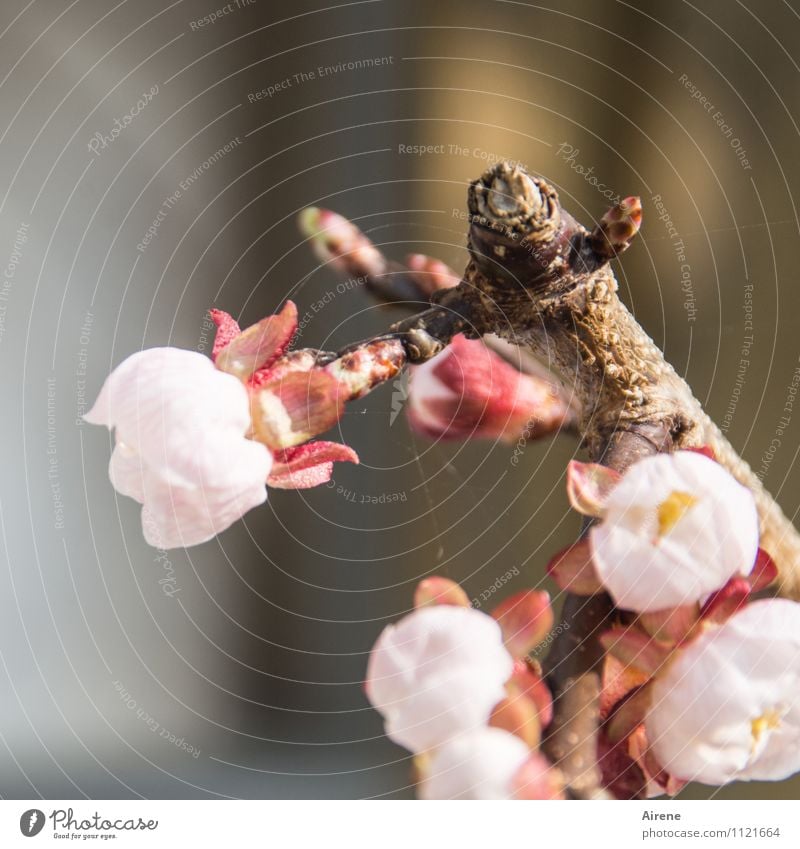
[0,0,798,799]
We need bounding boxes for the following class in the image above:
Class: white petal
[366,606,514,753]
[591,452,759,612]
[87,347,272,548]
[647,599,800,785]
[420,728,530,799]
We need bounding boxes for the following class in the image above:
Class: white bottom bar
[1,800,797,848]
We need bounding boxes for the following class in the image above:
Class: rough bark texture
[454,163,800,601]
[542,423,673,798]
[307,162,800,798]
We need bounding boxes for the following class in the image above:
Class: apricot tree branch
[299,161,800,799]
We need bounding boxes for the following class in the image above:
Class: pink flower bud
[413,577,471,609]
[407,334,569,443]
[404,253,460,296]
[298,207,386,279]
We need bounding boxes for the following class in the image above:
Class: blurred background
[0,0,799,799]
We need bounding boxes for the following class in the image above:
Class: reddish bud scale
[589,196,642,260]
[211,303,360,488]
[491,590,554,658]
[566,460,620,517]
[509,660,553,728]
[546,539,604,595]
[489,694,541,749]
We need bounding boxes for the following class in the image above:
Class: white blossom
[646,599,800,785]
[590,451,758,612]
[420,728,530,799]
[365,605,513,753]
[85,348,272,548]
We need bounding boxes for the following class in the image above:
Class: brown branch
[542,422,673,799]
[299,162,800,798]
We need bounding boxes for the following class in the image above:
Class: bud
[407,334,569,443]
[404,253,460,296]
[84,348,271,549]
[298,207,386,278]
[589,196,642,260]
[413,576,470,609]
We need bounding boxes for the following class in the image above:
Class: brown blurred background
[0,0,798,799]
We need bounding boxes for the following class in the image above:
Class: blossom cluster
[366,577,564,799]
[86,301,401,548]
[549,448,800,794]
